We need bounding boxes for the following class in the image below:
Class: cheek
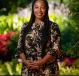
[34,8,38,14]
[43,10,46,14]
[42,9,46,15]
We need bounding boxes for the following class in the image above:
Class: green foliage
[59,60,79,75]
[0,15,29,61]
[7,33,19,59]
[0,15,29,34]
[0,0,32,14]
[0,60,79,75]
[60,66,79,75]
[60,20,79,57]
[63,0,79,57]
[0,59,22,75]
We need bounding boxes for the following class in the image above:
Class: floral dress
[17,21,63,76]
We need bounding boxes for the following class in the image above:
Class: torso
[21,21,59,76]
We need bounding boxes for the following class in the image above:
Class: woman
[17,0,63,76]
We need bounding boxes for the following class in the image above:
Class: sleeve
[16,23,28,57]
[46,22,63,61]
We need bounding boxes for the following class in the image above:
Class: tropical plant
[0,32,18,61]
[0,15,29,61]
[0,15,29,34]
[61,0,79,58]
[0,59,79,75]
[0,59,22,75]
[0,0,32,15]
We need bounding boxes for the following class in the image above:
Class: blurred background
[0,0,79,75]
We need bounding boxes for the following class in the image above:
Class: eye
[35,6,38,9]
[41,6,45,9]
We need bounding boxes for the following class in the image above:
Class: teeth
[39,13,42,14]
[38,13,42,15]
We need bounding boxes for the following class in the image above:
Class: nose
[38,7,42,12]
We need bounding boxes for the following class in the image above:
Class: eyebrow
[34,3,46,7]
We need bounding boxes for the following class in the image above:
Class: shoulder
[49,21,60,34]
[20,22,29,34]
[49,21,59,29]
[21,22,28,30]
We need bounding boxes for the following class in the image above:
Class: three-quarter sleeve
[17,23,28,56]
[46,22,63,61]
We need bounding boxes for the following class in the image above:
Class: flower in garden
[63,57,77,67]
[0,32,16,55]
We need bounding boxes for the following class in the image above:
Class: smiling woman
[34,0,46,21]
[16,0,63,76]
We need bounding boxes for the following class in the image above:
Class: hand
[27,61,38,70]
[29,64,39,70]
[29,60,43,70]
[25,60,33,69]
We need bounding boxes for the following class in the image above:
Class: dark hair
[30,0,49,23]
[25,0,51,47]
[23,0,51,57]
[26,0,50,32]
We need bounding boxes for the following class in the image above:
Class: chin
[37,17,44,20]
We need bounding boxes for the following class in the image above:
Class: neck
[35,19,44,25]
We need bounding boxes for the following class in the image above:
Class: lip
[38,15,42,16]
[37,14,43,16]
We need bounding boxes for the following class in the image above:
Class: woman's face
[34,0,46,21]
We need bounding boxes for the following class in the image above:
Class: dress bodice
[25,22,45,60]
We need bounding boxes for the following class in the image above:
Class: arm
[33,53,55,66]
[45,22,63,62]
[17,23,32,65]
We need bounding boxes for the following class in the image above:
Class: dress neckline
[32,22,44,30]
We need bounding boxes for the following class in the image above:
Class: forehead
[34,0,46,6]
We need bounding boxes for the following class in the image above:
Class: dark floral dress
[17,21,63,76]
